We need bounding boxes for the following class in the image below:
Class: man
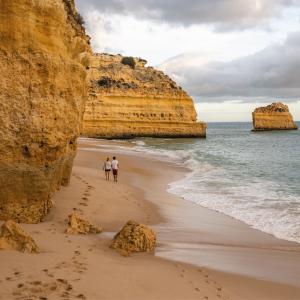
[111,156,119,182]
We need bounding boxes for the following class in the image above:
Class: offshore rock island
[252,102,298,131]
[82,54,207,139]
[0,0,91,223]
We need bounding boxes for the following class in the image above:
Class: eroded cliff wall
[0,0,91,223]
[82,54,206,139]
[252,102,298,131]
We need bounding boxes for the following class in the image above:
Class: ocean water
[129,122,300,244]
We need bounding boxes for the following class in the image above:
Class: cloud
[159,31,300,103]
[76,0,299,29]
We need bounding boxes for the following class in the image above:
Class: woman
[103,157,111,181]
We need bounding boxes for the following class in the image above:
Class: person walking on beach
[103,157,112,181]
[111,156,119,182]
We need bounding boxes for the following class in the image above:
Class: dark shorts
[105,169,111,172]
[112,169,118,176]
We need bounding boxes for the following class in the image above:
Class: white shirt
[104,161,111,170]
[111,160,119,170]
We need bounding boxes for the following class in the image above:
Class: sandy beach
[1,138,300,300]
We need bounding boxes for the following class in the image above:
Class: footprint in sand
[42,269,55,278]
[79,203,88,207]
[13,277,79,300]
[174,264,227,300]
[72,251,87,268]
[14,271,21,277]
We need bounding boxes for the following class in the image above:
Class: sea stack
[0,0,91,223]
[252,102,298,131]
[82,54,206,139]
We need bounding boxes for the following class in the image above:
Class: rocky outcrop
[252,102,298,131]
[0,220,39,253]
[82,54,206,139]
[110,220,156,256]
[0,0,91,223]
[66,212,102,235]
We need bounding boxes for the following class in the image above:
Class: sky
[76,0,300,122]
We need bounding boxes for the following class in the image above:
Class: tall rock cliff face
[0,0,91,223]
[252,102,298,131]
[82,54,206,139]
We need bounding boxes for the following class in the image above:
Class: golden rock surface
[82,54,206,138]
[0,0,91,223]
[252,102,298,131]
[0,220,39,253]
[110,220,156,256]
[66,212,102,235]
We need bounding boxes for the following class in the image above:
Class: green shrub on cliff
[121,57,136,69]
[76,13,85,26]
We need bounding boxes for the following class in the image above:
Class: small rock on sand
[0,220,39,253]
[66,212,102,235]
[110,220,156,256]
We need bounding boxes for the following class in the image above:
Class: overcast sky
[76,0,300,122]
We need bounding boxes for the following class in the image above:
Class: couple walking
[103,156,119,182]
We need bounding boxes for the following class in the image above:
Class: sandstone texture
[110,220,156,256]
[0,220,39,253]
[252,102,298,131]
[66,212,102,235]
[0,0,91,223]
[82,54,206,139]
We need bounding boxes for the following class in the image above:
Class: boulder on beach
[66,212,102,235]
[110,220,156,256]
[0,220,39,253]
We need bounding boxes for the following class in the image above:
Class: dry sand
[0,138,300,300]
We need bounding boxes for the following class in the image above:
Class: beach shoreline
[0,138,300,300]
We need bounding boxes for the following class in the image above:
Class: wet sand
[0,138,300,300]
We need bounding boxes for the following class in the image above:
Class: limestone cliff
[252,102,298,131]
[82,54,206,138]
[0,0,91,223]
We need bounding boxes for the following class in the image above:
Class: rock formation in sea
[110,220,156,256]
[82,54,207,139]
[0,220,39,253]
[252,102,298,131]
[0,0,91,223]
